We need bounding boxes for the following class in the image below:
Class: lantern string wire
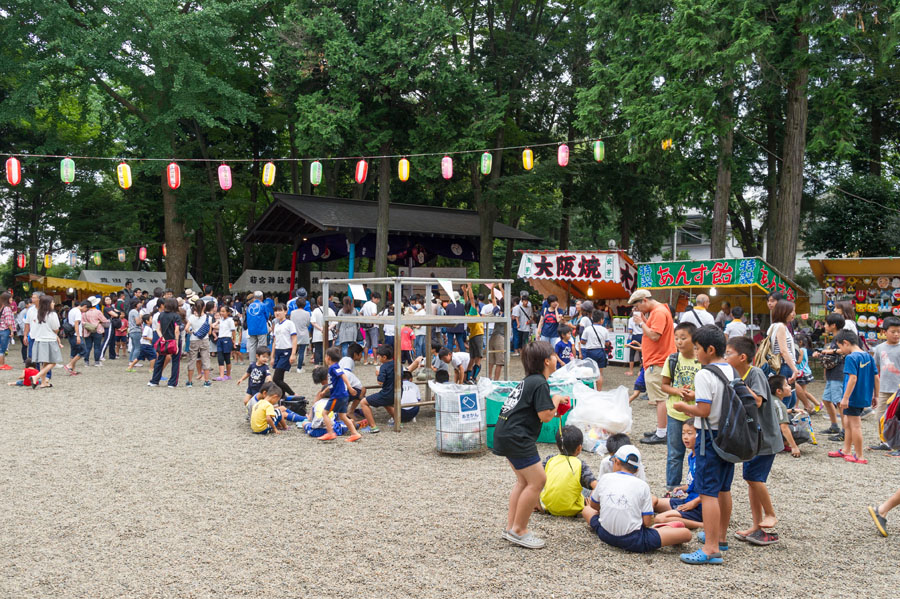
[0,137,617,163]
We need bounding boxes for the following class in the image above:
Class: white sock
[657,427,667,438]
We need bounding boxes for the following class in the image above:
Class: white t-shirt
[272,319,297,350]
[589,472,653,537]
[188,314,210,342]
[680,307,715,328]
[451,352,470,371]
[580,321,608,350]
[414,307,426,337]
[152,312,161,331]
[25,305,38,334]
[311,306,335,342]
[512,303,533,332]
[218,316,236,339]
[627,316,640,335]
[143,297,159,316]
[67,308,83,337]
[345,369,362,391]
[30,311,60,342]
[380,308,395,337]
[401,379,421,408]
[693,362,738,430]
[141,324,153,345]
[843,320,859,334]
[289,308,311,345]
[360,301,379,319]
[724,320,748,339]
[339,356,355,372]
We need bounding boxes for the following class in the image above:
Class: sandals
[827,449,847,458]
[843,454,868,464]
[745,530,779,545]
[680,548,723,565]
[696,531,729,551]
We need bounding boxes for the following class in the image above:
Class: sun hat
[628,289,652,305]
[88,296,100,307]
[296,287,308,298]
[614,444,642,469]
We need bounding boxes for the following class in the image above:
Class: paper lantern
[261,161,276,187]
[355,159,368,184]
[117,162,132,189]
[662,139,673,150]
[310,160,323,186]
[593,140,605,162]
[217,164,232,191]
[522,148,534,170]
[161,243,167,257]
[16,254,26,269]
[138,246,147,261]
[43,253,52,269]
[68,252,77,267]
[118,249,126,262]
[557,144,569,167]
[166,162,180,189]
[93,252,101,266]
[60,157,75,184]
[6,157,21,186]
[480,152,492,176]
[441,156,453,180]
[398,158,410,182]
[587,287,594,297]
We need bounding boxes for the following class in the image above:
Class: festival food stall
[15,274,121,301]
[635,256,810,327]
[517,249,638,362]
[808,257,900,344]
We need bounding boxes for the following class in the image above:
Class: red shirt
[22,368,39,386]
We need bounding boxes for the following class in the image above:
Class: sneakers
[828,432,845,442]
[745,530,779,545]
[319,432,337,441]
[345,433,362,442]
[296,368,303,374]
[643,431,657,438]
[506,530,545,549]
[135,362,143,367]
[868,506,888,537]
[203,381,212,388]
[821,423,841,435]
[126,368,136,373]
[185,382,193,388]
[0,364,12,370]
[869,441,892,451]
[861,407,875,419]
[359,426,380,434]
[147,382,158,387]
[641,434,666,445]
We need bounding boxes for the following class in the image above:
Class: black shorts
[591,516,661,553]
[843,406,865,417]
[468,335,483,359]
[324,396,349,414]
[367,390,394,408]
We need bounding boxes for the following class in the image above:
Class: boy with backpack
[813,313,846,437]
[672,325,744,565]
[656,321,699,491]
[828,329,876,464]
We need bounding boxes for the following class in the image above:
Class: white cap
[614,444,642,469]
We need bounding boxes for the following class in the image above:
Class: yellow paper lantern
[398,158,410,182]
[522,148,534,170]
[44,253,52,269]
[117,162,132,189]
[262,162,276,187]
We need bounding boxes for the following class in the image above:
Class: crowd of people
[2,278,899,556]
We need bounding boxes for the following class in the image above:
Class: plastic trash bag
[565,383,633,453]
[549,358,601,382]
[430,378,492,453]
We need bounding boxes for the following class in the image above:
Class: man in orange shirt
[627,289,676,445]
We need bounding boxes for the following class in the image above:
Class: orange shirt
[641,303,676,367]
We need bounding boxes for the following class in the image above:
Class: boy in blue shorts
[359,344,396,433]
[828,329,875,464]
[814,313,845,436]
[320,347,361,442]
[582,445,692,552]
[673,325,738,565]
[653,421,702,529]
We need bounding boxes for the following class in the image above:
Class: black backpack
[698,365,762,463]
[61,320,76,338]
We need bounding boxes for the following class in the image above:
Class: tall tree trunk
[325,161,338,197]
[764,104,778,260]
[476,133,504,282]
[301,161,312,195]
[288,122,300,194]
[374,142,391,279]
[273,246,282,271]
[559,175,572,250]
[162,179,189,291]
[711,90,734,259]
[869,103,881,177]
[503,206,522,279]
[194,122,231,291]
[194,223,205,285]
[770,24,809,279]
[243,158,259,271]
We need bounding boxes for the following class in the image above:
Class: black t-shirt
[492,374,555,459]
[158,312,180,340]
[824,341,844,382]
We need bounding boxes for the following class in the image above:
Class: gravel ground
[1,350,896,599]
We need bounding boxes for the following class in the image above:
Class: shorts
[742,453,776,483]
[633,368,646,393]
[583,348,607,369]
[822,380,843,405]
[843,406,865,417]
[366,390,394,408]
[506,454,541,470]
[666,497,703,523]
[468,335,483,359]
[254,409,283,434]
[644,365,666,405]
[350,386,363,399]
[489,334,506,366]
[591,516,661,553]
[273,348,292,371]
[137,345,157,361]
[401,406,419,422]
[324,396,349,415]
[694,430,735,497]
[217,337,233,355]
[69,340,87,359]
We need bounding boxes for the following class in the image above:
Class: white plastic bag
[565,383,632,453]
[549,358,601,382]
[429,378,492,453]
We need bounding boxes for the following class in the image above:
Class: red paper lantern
[557,144,569,167]
[138,246,147,261]
[6,157,21,186]
[355,160,368,184]
[218,164,232,191]
[441,156,453,180]
[166,162,180,189]
[16,254,26,269]
[162,243,167,257]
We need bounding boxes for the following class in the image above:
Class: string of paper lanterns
[3,136,630,189]
[14,243,166,270]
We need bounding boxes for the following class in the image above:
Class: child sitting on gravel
[237,347,271,408]
[6,360,38,387]
[582,445,692,553]
[598,433,646,481]
[652,422,702,529]
[250,384,287,435]
[538,425,597,517]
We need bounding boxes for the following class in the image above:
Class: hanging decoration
[44,253,52,269]
[60,157,75,184]
[522,148,534,171]
[118,249,126,262]
[261,161,276,187]
[441,156,453,180]
[398,158,410,182]
[355,159,368,184]
[93,252,102,265]
[138,246,148,261]
[166,162,181,189]
[68,252,77,267]
[661,139,673,151]
[16,254,26,269]
[480,152,492,176]
[217,164,232,191]
[161,243,167,257]
[117,162,132,189]
[557,144,569,167]
[310,160,323,186]
[593,140,605,162]
[6,156,21,186]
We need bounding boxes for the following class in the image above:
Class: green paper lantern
[593,140,605,162]
[480,152,492,176]
[60,157,75,184]
[92,252,101,266]
[310,161,323,186]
